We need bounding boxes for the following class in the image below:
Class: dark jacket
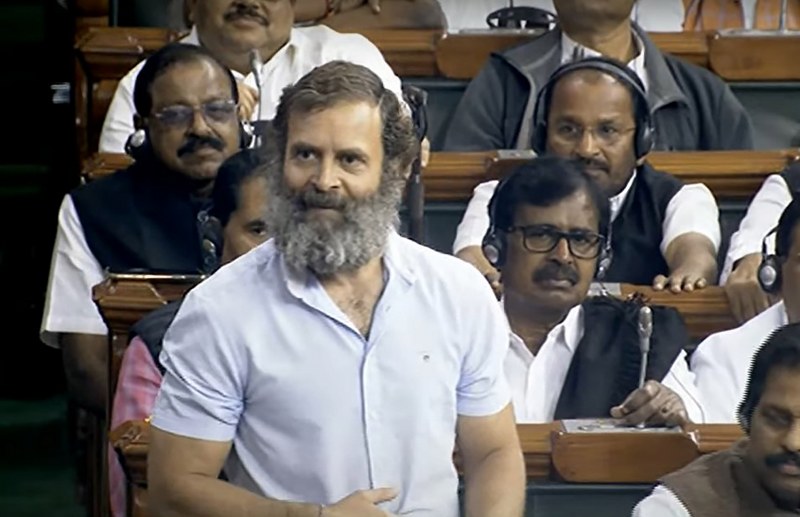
[554,295,687,419]
[604,163,684,284]
[443,24,754,152]
[71,155,212,274]
[660,439,798,517]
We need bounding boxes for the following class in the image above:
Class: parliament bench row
[73,27,800,158]
[82,148,800,259]
[109,418,743,517]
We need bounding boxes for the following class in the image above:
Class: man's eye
[295,149,315,160]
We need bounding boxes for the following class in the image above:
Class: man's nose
[783,421,800,452]
[188,109,214,136]
[548,237,573,264]
[311,159,341,192]
[574,128,601,158]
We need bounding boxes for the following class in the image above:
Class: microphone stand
[636,305,653,428]
[402,85,428,245]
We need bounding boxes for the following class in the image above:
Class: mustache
[578,157,609,172]
[765,451,800,470]
[224,3,269,25]
[177,135,225,157]
[298,189,348,211]
[533,261,579,285]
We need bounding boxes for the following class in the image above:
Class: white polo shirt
[151,232,511,516]
[691,301,789,423]
[99,25,404,153]
[505,303,706,423]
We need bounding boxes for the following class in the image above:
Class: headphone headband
[532,56,654,160]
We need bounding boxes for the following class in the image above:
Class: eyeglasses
[152,99,238,128]
[551,122,636,146]
[508,225,605,259]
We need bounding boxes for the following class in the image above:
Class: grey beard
[266,174,405,277]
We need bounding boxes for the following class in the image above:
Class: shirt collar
[609,170,637,223]
[184,25,299,79]
[507,304,584,361]
[560,30,648,91]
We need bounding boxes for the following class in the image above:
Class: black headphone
[482,174,613,277]
[758,226,782,294]
[531,56,655,160]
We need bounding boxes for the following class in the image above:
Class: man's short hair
[270,60,418,178]
[488,156,611,238]
[210,149,266,227]
[133,43,239,117]
[776,199,800,258]
[737,322,800,433]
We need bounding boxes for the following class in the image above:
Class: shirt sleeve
[720,174,791,284]
[111,337,163,428]
[98,63,141,153]
[690,331,743,423]
[40,195,107,348]
[150,290,246,442]
[452,180,498,255]
[632,485,692,517]
[661,184,721,256]
[456,264,512,417]
[660,350,705,424]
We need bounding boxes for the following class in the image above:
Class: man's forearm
[665,234,719,283]
[463,446,526,517]
[61,333,108,414]
[151,474,320,517]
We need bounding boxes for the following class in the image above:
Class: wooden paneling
[82,149,800,202]
[709,32,800,81]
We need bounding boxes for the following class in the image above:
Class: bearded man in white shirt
[693,199,800,423]
[99,0,405,153]
[487,156,704,425]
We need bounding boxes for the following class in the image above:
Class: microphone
[402,85,428,244]
[636,305,653,429]
[248,48,264,146]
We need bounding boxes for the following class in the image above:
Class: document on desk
[561,418,682,433]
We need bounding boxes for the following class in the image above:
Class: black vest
[130,300,184,375]
[603,164,684,285]
[71,157,211,274]
[781,161,800,197]
[553,295,688,419]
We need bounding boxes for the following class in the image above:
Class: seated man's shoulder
[694,303,785,361]
[662,51,734,95]
[70,165,138,203]
[294,24,375,51]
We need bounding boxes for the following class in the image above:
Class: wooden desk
[81,149,800,203]
[111,418,743,517]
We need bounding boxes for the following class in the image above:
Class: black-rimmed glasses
[508,224,605,259]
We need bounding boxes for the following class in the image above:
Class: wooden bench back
[83,149,800,202]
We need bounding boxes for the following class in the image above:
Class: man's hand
[322,488,397,516]
[652,271,708,293]
[610,380,689,427]
[725,252,778,323]
[367,0,416,14]
[420,136,430,169]
[455,246,502,299]
[236,81,259,121]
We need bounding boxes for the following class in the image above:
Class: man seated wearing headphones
[99,0,404,154]
[692,200,800,423]
[443,0,752,153]
[454,57,721,294]
[721,162,800,324]
[40,43,247,414]
[491,157,704,425]
[108,148,268,517]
